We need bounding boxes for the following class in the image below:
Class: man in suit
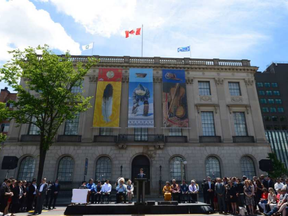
[137,168,146,178]
[48,180,60,210]
[33,178,48,215]
[27,179,37,211]
[215,178,226,213]
[263,176,274,190]
[204,176,215,209]
[137,168,146,203]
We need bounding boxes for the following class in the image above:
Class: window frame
[240,156,256,180]
[201,111,216,136]
[95,157,112,182]
[205,156,221,179]
[228,82,241,96]
[18,156,36,181]
[233,112,248,136]
[170,156,186,181]
[57,156,74,182]
[64,114,80,135]
[198,81,211,96]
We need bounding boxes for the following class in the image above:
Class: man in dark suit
[27,179,37,212]
[48,180,60,210]
[263,176,274,190]
[215,178,226,213]
[137,168,146,202]
[203,176,215,209]
[33,178,48,215]
[137,168,146,178]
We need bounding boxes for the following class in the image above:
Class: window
[64,114,80,135]
[240,156,256,180]
[57,157,74,182]
[71,81,83,93]
[233,112,247,136]
[198,81,211,96]
[228,82,241,96]
[99,128,113,136]
[264,83,270,87]
[268,99,274,104]
[278,108,284,113]
[266,91,272,95]
[134,128,148,141]
[170,157,186,181]
[273,91,280,96]
[95,157,112,181]
[1,123,9,132]
[260,99,267,104]
[272,83,278,87]
[28,117,40,135]
[274,125,280,130]
[257,82,263,87]
[272,116,278,121]
[264,116,271,121]
[262,107,269,113]
[259,91,265,96]
[201,112,215,136]
[270,108,277,113]
[169,128,182,136]
[280,117,286,122]
[275,99,282,104]
[18,157,35,181]
[206,157,221,179]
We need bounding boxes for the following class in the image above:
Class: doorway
[131,155,150,195]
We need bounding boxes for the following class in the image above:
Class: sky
[1,0,288,92]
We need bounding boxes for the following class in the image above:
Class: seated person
[267,188,277,212]
[116,178,127,203]
[163,181,172,201]
[189,180,199,203]
[180,180,189,203]
[171,179,181,202]
[101,179,111,204]
[126,180,134,204]
[79,181,87,189]
[86,179,96,204]
[95,181,102,204]
[258,188,268,213]
[264,187,287,216]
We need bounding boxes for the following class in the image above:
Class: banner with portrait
[93,68,122,127]
[128,68,154,128]
[162,69,189,127]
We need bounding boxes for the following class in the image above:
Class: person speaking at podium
[137,168,146,178]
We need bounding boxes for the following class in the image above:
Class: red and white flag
[125,28,141,38]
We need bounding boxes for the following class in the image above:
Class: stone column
[120,76,129,134]
[154,75,162,134]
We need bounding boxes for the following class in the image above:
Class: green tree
[0,45,97,184]
[0,102,9,144]
[268,152,288,178]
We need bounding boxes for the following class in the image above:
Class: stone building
[0,56,271,195]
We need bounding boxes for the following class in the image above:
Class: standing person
[86,179,96,204]
[126,180,134,203]
[171,179,181,203]
[215,178,226,213]
[244,180,255,215]
[94,181,102,204]
[33,178,48,215]
[236,178,244,207]
[45,181,52,209]
[11,180,23,216]
[263,176,274,190]
[137,168,146,202]
[255,179,264,210]
[202,179,207,203]
[163,181,172,201]
[27,179,37,212]
[0,179,13,216]
[48,180,60,210]
[204,176,215,209]
[274,178,284,192]
[180,180,189,203]
[21,180,27,212]
[101,180,111,204]
[189,180,199,203]
[137,168,146,178]
[227,180,238,215]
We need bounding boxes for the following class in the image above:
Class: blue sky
[1,0,288,92]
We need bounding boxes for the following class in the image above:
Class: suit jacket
[204,181,215,194]
[28,184,36,196]
[137,173,146,178]
[215,182,225,195]
[263,180,274,189]
[38,183,48,195]
[50,183,60,193]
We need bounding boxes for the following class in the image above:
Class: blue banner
[177,46,190,52]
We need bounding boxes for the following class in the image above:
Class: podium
[134,178,147,204]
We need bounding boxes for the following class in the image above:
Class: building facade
[0,56,271,195]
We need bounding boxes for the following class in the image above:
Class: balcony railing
[117,134,164,143]
[199,136,222,143]
[233,136,255,143]
[165,136,187,143]
[20,135,41,142]
[94,135,117,143]
[57,135,82,142]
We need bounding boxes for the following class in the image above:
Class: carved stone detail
[186,78,193,84]
[153,76,162,83]
[231,96,243,103]
[89,75,97,82]
[200,95,212,102]
[244,78,254,86]
[214,78,224,85]
[122,76,129,83]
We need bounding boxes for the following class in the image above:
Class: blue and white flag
[177,46,190,52]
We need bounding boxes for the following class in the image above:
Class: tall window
[260,99,267,104]
[206,156,221,179]
[268,99,274,104]
[64,114,80,135]
[272,116,278,122]
[95,157,112,181]
[257,82,263,87]
[259,91,265,96]
[198,81,211,96]
[18,157,35,181]
[275,99,282,104]
[71,81,83,93]
[264,83,270,87]
[240,156,256,180]
[228,82,241,96]
[57,157,74,182]
[1,123,9,132]
[273,91,280,96]
[270,107,277,113]
[170,157,186,181]
[272,83,278,87]
[169,128,182,136]
[278,108,284,113]
[201,112,215,136]
[266,91,272,95]
[262,107,269,113]
[134,128,148,141]
[233,112,247,136]
[99,128,113,136]
[29,117,40,135]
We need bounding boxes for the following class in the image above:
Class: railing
[233,136,255,143]
[117,134,164,143]
[57,135,82,142]
[48,55,250,67]
[94,135,118,143]
[165,136,187,143]
[199,136,222,143]
[20,135,41,142]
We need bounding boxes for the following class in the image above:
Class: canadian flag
[125,28,141,38]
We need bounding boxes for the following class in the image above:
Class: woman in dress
[227,180,238,215]
[244,180,255,215]
[126,180,134,203]
[255,179,264,209]
[11,180,23,216]
[0,179,14,215]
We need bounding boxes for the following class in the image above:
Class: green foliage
[0,102,9,144]
[268,152,288,178]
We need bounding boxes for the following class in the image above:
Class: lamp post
[120,165,123,176]
[181,160,187,181]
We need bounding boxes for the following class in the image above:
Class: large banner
[162,69,189,128]
[93,68,122,127]
[128,68,154,128]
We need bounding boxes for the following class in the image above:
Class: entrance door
[132,155,150,195]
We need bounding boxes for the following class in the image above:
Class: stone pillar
[154,75,162,134]
[120,75,129,134]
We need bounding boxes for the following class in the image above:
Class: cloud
[0,0,81,62]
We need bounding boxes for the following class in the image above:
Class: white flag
[82,43,93,51]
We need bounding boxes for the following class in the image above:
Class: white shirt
[208,181,211,189]
[101,183,112,193]
[33,184,37,195]
[39,183,45,192]
[189,184,199,193]
[275,182,284,191]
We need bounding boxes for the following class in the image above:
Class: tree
[0,102,9,144]
[0,45,97,184]
[267,152,288,179]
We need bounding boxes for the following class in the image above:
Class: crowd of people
[0,178,60,216]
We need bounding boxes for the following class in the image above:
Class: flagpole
[141,24,143,57]
[92,42,94,56]
[190,46,191,58]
